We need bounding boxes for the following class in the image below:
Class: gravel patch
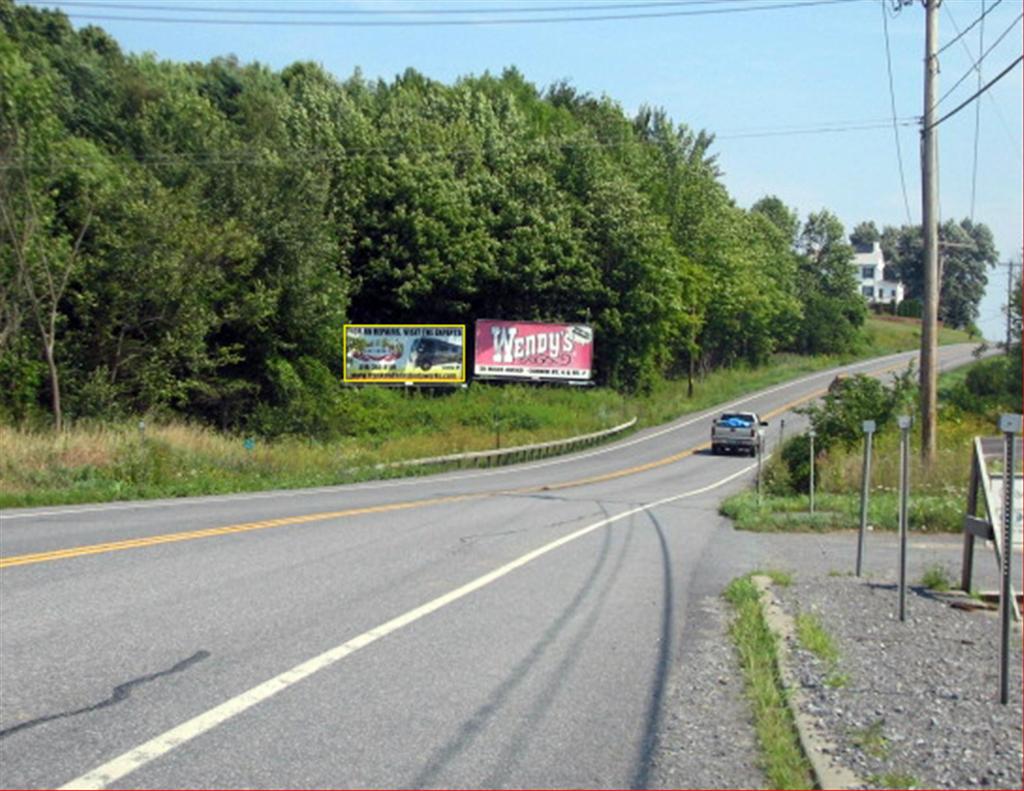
[649,594,765,789]
[776,575,1024,789]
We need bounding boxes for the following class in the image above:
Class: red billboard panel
[474,320,593,382]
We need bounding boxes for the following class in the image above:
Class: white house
[852,242,904,306]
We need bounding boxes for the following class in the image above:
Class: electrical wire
[936,0,1002,55]
[39,0,786,15]
[0,115,920,171]
[969,0,985,221]
[944,1,1022,164]
[881,0,913,224]
[50,0,867,27]
[936,10,1022,107]
[926,54,1023,132]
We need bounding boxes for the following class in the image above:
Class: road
[0,345,985,789]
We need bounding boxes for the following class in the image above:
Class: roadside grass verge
[724,573,814,790]
[720,491,964,533]
[0,317,974,508]
[720,363,996,535]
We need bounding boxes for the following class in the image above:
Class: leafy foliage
[0,4,885,433]
[880,219,998,330]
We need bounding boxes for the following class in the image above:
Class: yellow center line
[0,363,902,570]
[0,495,481,569]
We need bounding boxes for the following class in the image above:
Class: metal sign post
[998,413,1022,704]
[757,428,766,505]
[808,429,816,515]
[779,418,786,448]
[857,420,876,577]
[897,415,912,622]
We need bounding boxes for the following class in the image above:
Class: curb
[751,575,865,791]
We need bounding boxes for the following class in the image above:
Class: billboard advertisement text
[474,320,593,382]
[344,325,466,384]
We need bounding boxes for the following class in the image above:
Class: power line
[936,0,1002,55]
[935,10,1022,107]
[50,0,867,26]
[881,0,913,224]
[0,115,920,171]
[944,0,1022,164]
[40,0,781,15]
[969,0,985,221]
[926,54,1023,132]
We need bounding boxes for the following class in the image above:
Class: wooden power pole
[920,0,940,466]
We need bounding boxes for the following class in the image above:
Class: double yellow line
[0,364,899,570]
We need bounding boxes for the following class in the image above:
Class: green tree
[849,220,880,248]
[793,210,866,354]
[881,219,998,330]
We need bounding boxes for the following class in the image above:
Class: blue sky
[23,0,1024,340]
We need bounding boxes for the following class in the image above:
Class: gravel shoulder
[652,527,1023,790]
[776,574,1023,790]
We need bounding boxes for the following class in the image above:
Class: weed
[824,672,849,689]
[850,719,890,760]
[795,612,840,665]
[869,771,918,789]
[763,569,794,587]
[920,564,952,592]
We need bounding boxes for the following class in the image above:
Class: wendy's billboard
[474,320,593,382]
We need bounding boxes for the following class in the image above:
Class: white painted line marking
[59,462,757,790]
[4,349,931,522]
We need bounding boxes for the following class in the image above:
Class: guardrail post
[998,413,1022,704]
[856,420,876,577]
[897,414,912,622]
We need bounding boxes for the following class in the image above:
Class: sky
[21,0,1024,341]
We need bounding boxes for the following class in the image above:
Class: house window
[862,286,875,298]
[861,266,875,280]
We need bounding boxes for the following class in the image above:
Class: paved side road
[650,527,1024,790]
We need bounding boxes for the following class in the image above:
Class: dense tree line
[0,3,917,435]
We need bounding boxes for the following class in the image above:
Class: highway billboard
[474,320,593,382]
[344,325,466,384]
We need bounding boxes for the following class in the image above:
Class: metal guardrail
[376,417,638,471]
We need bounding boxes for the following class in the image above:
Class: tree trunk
[44,339,61,432]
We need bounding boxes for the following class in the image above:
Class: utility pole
[1006,261,1018,355]
[920,0,940,467]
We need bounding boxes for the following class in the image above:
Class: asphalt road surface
[0,345,986,789]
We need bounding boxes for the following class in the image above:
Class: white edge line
[3,349,931,522]
[58,461,757,790]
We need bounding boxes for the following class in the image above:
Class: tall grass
[0,317,976,508]
[721,357,999,534]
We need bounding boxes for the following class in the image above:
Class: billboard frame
[473,319,594,384]
[343,324,467,385]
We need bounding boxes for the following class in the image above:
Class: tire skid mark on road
[57,464,757,791]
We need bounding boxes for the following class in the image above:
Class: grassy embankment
[721,350,1004,534]
[0,317,974,508]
